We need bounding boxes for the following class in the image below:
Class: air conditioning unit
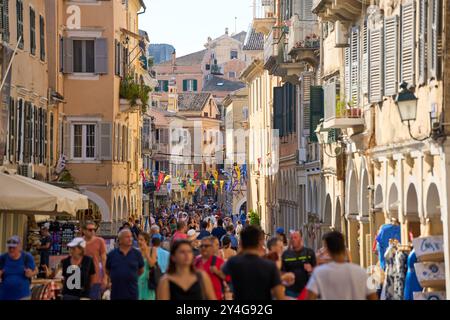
[335,21,349,48]
[19,163,34,179]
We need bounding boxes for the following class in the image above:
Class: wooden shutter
[115,40,119,75]
[384,16,398,96]
[300,0,315,21]
[401,0,416,86]
[344,46,351,103]
[310,86,324,142]
[118,124,122,162]
[16,0,23,47]
[95,38,108,74]
[193,79,198,92]
[183,80,187,92]
[361,20,369,95]
[62,38,73,73]
[23,102,30,163]
[127,128,132,161]
[99,122,112,160]
[429,0,442,79]
[369,27,384,103]
[273,87,283,136]
[44,110,48,164]
[29,7,35,55]
[164,80,169,92]
[301,73,313,132]
[39,15,45,61]
[1,0,10,42]
[63,122,70,159]
[418,0,428,84]
[350,26,360,106]
[33,106,38,164]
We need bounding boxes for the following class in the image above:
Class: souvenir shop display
[29,220,80,256]
[376,221,401,270]
[381,240,410,300]
[404,249,422,300]
[412,235,446,298]
[413,291,446,300]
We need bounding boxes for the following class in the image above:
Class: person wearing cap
[60,237,96,300]
[187,229,200,257]
[0,236,37,300]
[37,225,52,276]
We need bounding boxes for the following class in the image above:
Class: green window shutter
[193,79,198,91]
[183,80,187,92]
[310,86,324,142]
[273,87,283,137]
[164,81,169,92]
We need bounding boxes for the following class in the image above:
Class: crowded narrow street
[0,0,449,304]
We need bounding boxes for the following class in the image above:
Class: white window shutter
[350,26,360,106]
[384,16,398,96]
[300,0,315,21]
[418,0,428,85]
[400,0,416,86]
[301,72,313,133]
[362,20,369,95]
[344,46,351,103]
[369,27,384,103]
[99,122,112,160]
[429,0,442,80]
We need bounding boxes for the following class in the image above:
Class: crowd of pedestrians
[0,199,378,300]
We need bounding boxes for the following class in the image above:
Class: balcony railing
[253,0,276,34]
[323,81,364,129]
[287,15,319,56]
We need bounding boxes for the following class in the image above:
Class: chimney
[172,50,176,66]
[225,27,229,35]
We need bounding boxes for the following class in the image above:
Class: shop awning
[0,167,88,216]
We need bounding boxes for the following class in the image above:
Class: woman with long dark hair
[157,240,216,300]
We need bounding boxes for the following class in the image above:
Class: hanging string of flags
[140,164,249,194]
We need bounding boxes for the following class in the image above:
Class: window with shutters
[361,20,369,95]
[350,26,360,106]
[344,46,351,103]
[8,99,16,162]
[122,125,127,162]
[1,0,10,43]
[158,80,169,92]
[273,87,283,137]
[230,50,238,60]
[73,40,95,73]
[33,107,38,163]
[418,0,428,84]
[50,113,54,164]
[183,79,197,92]
[39,15,45,61]
[400,1,415,86]
[23,102,32,164]
[384,16,398,96]
[29,7,36,55]
[39,108,45,164]
[310,86,324,142]
[429,0,442,80]
[16,99,24,162]
[72,124,96,160]
[16,0,24,48]
[301,72,313,134]
[369,27,384,103]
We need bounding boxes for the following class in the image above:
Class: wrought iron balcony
[312,0,369,22]
[323,81,364,129]
[253,0,277,35]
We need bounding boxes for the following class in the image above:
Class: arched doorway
[388,184,399,221]
[347,171,358,215]
[323,194,332,226]
[122,196,128,222]
[335,198,342,232]
[361,170,369,216]
[425,183,443,235]
[405,184,420,240]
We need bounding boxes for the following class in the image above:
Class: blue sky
[139,0,254,57]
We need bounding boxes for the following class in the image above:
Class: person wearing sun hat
[60,237,96,300]
[0,236,37,300]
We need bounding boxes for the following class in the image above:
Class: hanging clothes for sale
[381,242,397,300]
[404,249,423,300]
[376,223,401,270]
[393,249,408,300]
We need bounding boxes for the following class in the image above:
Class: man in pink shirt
[82,221,107,300]
[172,221,188,242]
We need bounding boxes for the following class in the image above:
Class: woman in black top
[157,240,216,300]
[60,238,95,300]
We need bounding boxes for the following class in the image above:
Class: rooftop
[243,28,264,51]
[203,75,246,92]
[156,49,207,66]
[178,93,212,112]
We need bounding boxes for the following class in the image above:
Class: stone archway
[80,190,111,223]
[360,170,370,217]
[425,183,443,235]
[323,194,332,226]
[235,197,247,215]
[335,198,342,232]
[122,196,129,221]
[346,170,358,216]
[406,183,420,239]
[388,183,399,220]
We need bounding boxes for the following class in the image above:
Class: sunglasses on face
[200,244,212,248]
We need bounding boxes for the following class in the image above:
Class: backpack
[148,248,163,291]
[0,252,33,283]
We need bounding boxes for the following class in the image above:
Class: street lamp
[395,81,432,142]
[314,121,344,158]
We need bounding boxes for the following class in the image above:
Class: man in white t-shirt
[306,231,378,300]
